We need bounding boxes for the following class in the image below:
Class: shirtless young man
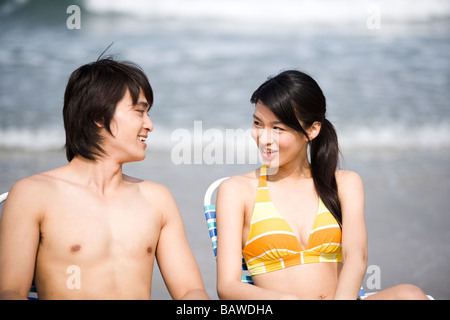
[0,58,209,300]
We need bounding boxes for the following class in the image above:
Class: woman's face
[251,102,308,169]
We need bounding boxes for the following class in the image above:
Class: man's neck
[67,155,124,196]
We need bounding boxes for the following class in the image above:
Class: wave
[2,0,448,31]
[1,123,449,153]
[338,123,450,151]
[0,0,28,16]
[84,0,450,24]
[0,127,65,151]
[0,0,78,17]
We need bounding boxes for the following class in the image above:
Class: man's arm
[0,178,42,299]
[153,185,209,300]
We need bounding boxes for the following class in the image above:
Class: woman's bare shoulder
[335,169,364,202]
[218,168,260,194]
[335,169,363,187]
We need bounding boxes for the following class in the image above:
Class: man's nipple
[71,244,82,253]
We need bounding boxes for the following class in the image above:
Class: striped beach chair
[0,192,38,300]
[203,178,254,285]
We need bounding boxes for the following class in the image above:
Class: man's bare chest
[38,197,161,261]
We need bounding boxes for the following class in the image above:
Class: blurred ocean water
[0,0,449,153]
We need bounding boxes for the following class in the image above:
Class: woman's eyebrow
[253,114,283,125]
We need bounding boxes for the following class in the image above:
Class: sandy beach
[1,145,448,299]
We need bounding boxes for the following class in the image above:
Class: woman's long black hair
[250,70,342,226]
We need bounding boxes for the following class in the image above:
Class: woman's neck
[266,157,312,182]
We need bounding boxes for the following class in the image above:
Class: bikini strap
[254,165,272,211]
[258,165,268,189]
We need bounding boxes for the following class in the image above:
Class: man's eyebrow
[137,101,150,110]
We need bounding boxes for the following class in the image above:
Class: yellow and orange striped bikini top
[242,165,342,276]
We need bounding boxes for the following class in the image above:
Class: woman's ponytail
[310,119,342,226]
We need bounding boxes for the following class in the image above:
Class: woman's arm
[333,170,368,300]
[216,176,298,300]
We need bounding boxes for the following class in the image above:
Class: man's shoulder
[10,169,61,196]
[123,175,173,200]
[4,170,62,219]
[124,177,181,223]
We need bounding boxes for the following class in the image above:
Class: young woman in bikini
[215,70,428,300]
